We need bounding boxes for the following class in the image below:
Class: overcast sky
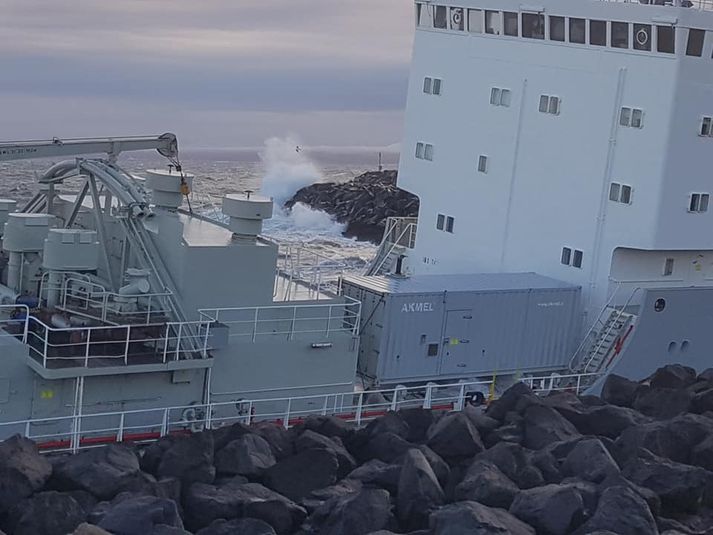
[0,0,414,149]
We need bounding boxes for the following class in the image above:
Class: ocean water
[0,137,400,273]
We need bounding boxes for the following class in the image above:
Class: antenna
[378,152,383,172]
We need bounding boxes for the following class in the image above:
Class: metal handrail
[367,222,417,276]
[0,304,30,343]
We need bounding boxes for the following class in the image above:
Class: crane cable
[170,156,193,215]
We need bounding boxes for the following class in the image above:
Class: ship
[0,0,712,450]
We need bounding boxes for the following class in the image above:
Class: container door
[440,309,473,375]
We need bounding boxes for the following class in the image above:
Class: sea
[0,137,400,274]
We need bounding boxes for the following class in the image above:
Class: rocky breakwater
[2,364,713,534]
[285,170,419,243]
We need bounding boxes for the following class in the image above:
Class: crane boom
[0,133,178,162]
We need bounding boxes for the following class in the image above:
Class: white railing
[25,316,212,369]
[275,242,349,301]
[0,304,30,344]
[522,371,603,395]
[366,217,418,276]
[601,0,713,11]
[0,370,601,453]
[199,297,361,342]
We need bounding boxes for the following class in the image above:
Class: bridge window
[657,26,675,54]
[478,155,488,173]
[415,142,434,161]
[686,29,705,57]
[609,182,632,204]
[620,107,644,129]
[446,216,455,233]
[504,12,518,36]
[700,117,712,137]
[485,11,501,35]
[561,247,571,265]
[561,247,583,268]
[589,20,607,46]
[689,193,709,213]
[436,213,445,230]
[434,6,448,29]
[490,87,511,107]
[572,250,583,268]
[633,24,652,51]
[468,9,483,33]
[569,18,585,44]
[522,13,544,39]
[611,22,629,49]
[450,7,465,31]
[549,16,565,41]
[423,77,443,95]
[539,95,561,115]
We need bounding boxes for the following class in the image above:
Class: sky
[0,0,415,149]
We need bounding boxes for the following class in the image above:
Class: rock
[364,411,410,439]
[484,421,524,447]
[295,429,356,477]
[575,485,658,535]
[184,479,306,533]
[52,444,141,500]
[264,448,339,502]
[397,448,445,530]
[253,423,293,460]
[430,500,535,535]
[562,438,620,483]
[564,404,650,439]
[0,435,52,491]
[454,460,519,508]
[345,459,401,493]
[427,412,484,459]
[691,434,713,472]
[139,436,176,474]
[314,488,392,535]
[295,415,355,440]
[649,364,698,390]
[301,479,363,514]
[196,518,277,535]
[363,432,413,463]
[463,405,500,435]
[97,495,183,535]
[212,422,252,452]
[8,491,86,535]
[72,523,112,535]
[509,484,585,535]
[692,388,713,415]
[486,382,534,421]
[522,405,581,450]
[415,445,450,487]
[634,386,693,419]
[475,442,545,489]
[157,432,215,486]
[397,407,436,443]
[601,374,640,407]
[215,434,276,478]
[599,473,662,517]
[698,368,713,383]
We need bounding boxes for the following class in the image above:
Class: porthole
[681,340,690,353]
[654,298,666,312]
[668,341,677,353]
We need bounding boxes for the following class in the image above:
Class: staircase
[574,306,636,375]
[364,217,417,276]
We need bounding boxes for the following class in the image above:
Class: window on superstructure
[589,20,607,46]
[633,24,652,51]
[434,6,448,29]
[689,193,710,213]
[619,107,644,128]
[611,22,629,49]
[490,87,511,107]
[432,78,442,95]
[437,214,445,230]
[700,117,712,137]
[446,216,455,233]
[539,95,561,115]
[686,29,705,57]
[569,18,585,44]
[416,143,425,159]
[657,26,675,54]
[663,258,675,277]
[468,9,483,33]
[418,3,433,27]
[450,7,465,31]
[478,155,488,173]
[415,142,434,161]
[549,16,565,41]
[423,78,432,94]
[561,248,572,266]
[572,250,583,269]
[504,12,518,37]
[609,182,632,204]
[485,11,501,35]
[522,13,545,39]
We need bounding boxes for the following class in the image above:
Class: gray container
[342,272,581,384]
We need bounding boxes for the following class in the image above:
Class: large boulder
[345,460,401,494]
[295,429,356,477]
[252,423,293,460]
[301,479,362,514]
[196,518,276,535]
[0,435,52,491]
[486,382,535,421]
[574,485,657,535]
[292,415,355,440]
[601,374,640,407]
[633,386,692,419]
[97,495,184,535]
[397,448,445,531]
[52,444,141,500]
[427,412,484,460]
[562,438,620,483]
[691,433,713,472]
[362,432,413,463]
[264,448,339,502]
[475,442,545,489]
[454,460,519,509]
[522,405,581,450]
[563,404,650,439]
[157,432,215,486]
[430,500,535,535]
[397,407,436,442]
[364,411,410,440]
[692,388,713,415]
[414,445,451,488]
[7,491,86,535]
[509,484,585,535]
[214,434,276,478]
[648,364,697,390]
[211,422,252,452]
[312,487,392,535]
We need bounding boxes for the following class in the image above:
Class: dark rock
[509,484,585,535]
[599,473,662,517]
[301,479,362,514]
[564,404,650,439]
[294,415,355,440]
[430,500,535,535]
[8,491,86,535]
[649,364,697,390]
[157,432,215,486]
[522,404,581,450]
[575,485,658,535]
[253,423,293,460]
[196,518,276,535]
[211,422,252,452]
[692,434,713,472]
[345,460,401,493]
[97,495,183,535]
[692,388,713,415]
[139,436,176,474]
[475,442,545,489]
[52,444,141,500]
[264,448,339,501]
[295,429,356,477]
[484,421,524,447]
[72,523,112,535]
[698,368,713,383]
[486,382,534,421]
[397,407,435,443]
[314,487,392,535]
[415,445,450,487]
[363,431,413,463]
[562,479,599,517]
[427,412,484,459]
[454,460,519,508]
[601,374,640,407]
[463,405,500,435]
[397,448,445,531]
[562,438,620,483]
[364,411,410,439]
[0,435,52,492]
[215,433,276,478]
[634,386,693,419]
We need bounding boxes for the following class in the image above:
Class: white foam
[258,136,323,206]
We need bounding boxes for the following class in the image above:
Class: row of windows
[561,247,584,268]
[436,213,455,233]
[416,3,712,58]
[607,183,709,213]
[423,77,443,95]
[415,142,434,161]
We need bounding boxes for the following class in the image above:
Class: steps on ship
[574,306,636,376]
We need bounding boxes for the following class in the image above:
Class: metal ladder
[576,306,636,374]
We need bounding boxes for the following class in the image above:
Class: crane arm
[0,133,178,162]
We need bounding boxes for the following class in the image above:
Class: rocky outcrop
[2,365,713,534]
[284,170,418,242]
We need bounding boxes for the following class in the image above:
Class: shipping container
[341,272,581,384]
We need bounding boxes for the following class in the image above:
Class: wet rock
[253,423,293,460]
[634,385,693,420]
[454,460,519,508]
[301,479,363,514]
[427,412,484,460]
[601,374,640,407]
[563,403,650,439]
[212,422,252,452]
[692,388,713,415]
[649,364,698,390]
[364,411,410,440]
[97,495,184,535]
[475,441,545,489]
[486,382,534,421]
[345,459,401,494]
[215,433,276,478]
[295,429,356,477]
[8,491,86,535]
[264,448,339,502]
[599,473,661,517]
[363,431,413,463]
[562,438,620,483]
[313,487,392,535]
[158,432,215,486]
[414,444,450,488]
[509,483,585,535]
[575,485,657,535]
[196,518,277,535]
[294,415,355,440]
[430,500,535,535]
[397,448,445,531]
[522,404,581,450]
[397,407,436,443]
